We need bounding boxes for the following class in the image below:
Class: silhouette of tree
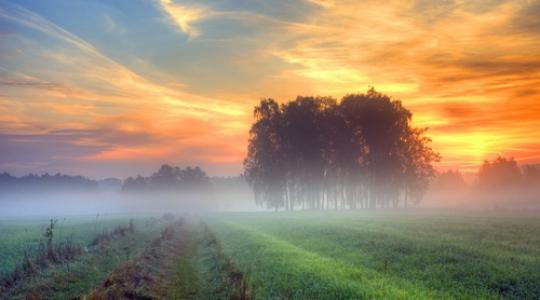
[244,98,286,210]
[434,170,467,190]
[122,165,210,193]
[180,166,210,188]
[522,164,540,186]
[0,172,98,194]
[401,128,440,207]
[478,156,522,189]
[244,88,439,210]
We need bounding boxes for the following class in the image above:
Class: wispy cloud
[158,0,207,38]
[0,1,250,177]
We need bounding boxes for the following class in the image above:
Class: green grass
[0,215,167,299]
[16,220,162,300]
[204,211,540,300]
[0,215,138,274]
[3,212,540,299]
[166,218,249,299]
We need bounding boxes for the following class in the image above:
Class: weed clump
[0,219,136,298]
[0,219,83,296]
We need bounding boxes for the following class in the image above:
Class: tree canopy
[244,89,440,210]
[122,164,210,193]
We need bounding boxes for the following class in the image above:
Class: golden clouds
[260,0,540,172]
[158,0,207,38]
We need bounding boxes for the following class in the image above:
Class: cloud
[509,0,540,36]
[0,2,251,177]
[305,0,335,8]
[158,0,207,38]
[256,0,540,172]
[103,15,125,34]
[1,0,540,176]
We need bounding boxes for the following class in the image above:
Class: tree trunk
[404,188,408,209]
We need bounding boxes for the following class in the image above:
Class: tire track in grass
[178,219,251,300]
[87,217,250,300]
[209,220,455,300]
[236,216,540,299]
[238,221,500,299]
[234,213,540,263]
[214,216,538,299]
[86,219,188,299]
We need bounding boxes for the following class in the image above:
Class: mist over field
[1,158,539,217]
[0,174,258,217]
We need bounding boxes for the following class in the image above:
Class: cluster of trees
[244,89,440,210]
[0,172,98,194]
[434,157,540,192]
[427,157,540,208]
[477,157,540,190]
[475,157,540,203]
[122,164,210,193]
[432,170,467,190]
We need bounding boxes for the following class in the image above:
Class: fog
[0,166,259,217]
[2,184,539,218]
[422,186,540,212]
[0,189,259,218]
[1,159,539,217]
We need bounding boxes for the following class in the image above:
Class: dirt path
[85,217,251,300]
[86,219,189,299]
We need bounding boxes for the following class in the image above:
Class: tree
[243,99,286,210]
[434,170,467,190]
[180,166,210,189]
[122,165,210,193]
[522,164,540,186]
[244,89,439,210]
[401,128,440,207]
[478,156,522,189]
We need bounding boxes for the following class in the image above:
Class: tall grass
[0,217,137,296]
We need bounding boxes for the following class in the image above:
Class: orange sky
[0,0,539,178]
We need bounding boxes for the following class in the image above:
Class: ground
[1,211,539,299]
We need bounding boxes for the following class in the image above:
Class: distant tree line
[0,172,98,193]
[477,156,540,190]
[244,89,440,211]
[122,164,210,193]
[427,157,540,208]
[0,165,235,201]
[434,157,540,191]
[432,170,467,191]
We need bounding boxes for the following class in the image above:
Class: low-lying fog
[1,159,539,217]
[1,185,539,218]
[0,189,259,217]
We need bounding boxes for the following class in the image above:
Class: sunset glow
[1,0,539,178]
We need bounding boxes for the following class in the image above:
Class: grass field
[0,214,247,300]
[204,211,540,300]
[1,211,539,299]
[0,215,168,299]
[0,215,142,274]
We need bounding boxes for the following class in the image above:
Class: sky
[0,0,539,179]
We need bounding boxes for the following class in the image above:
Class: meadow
[0,215,140,274]
[205,211,540,300]
[1,211,539,299]
[0,215,168,299]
